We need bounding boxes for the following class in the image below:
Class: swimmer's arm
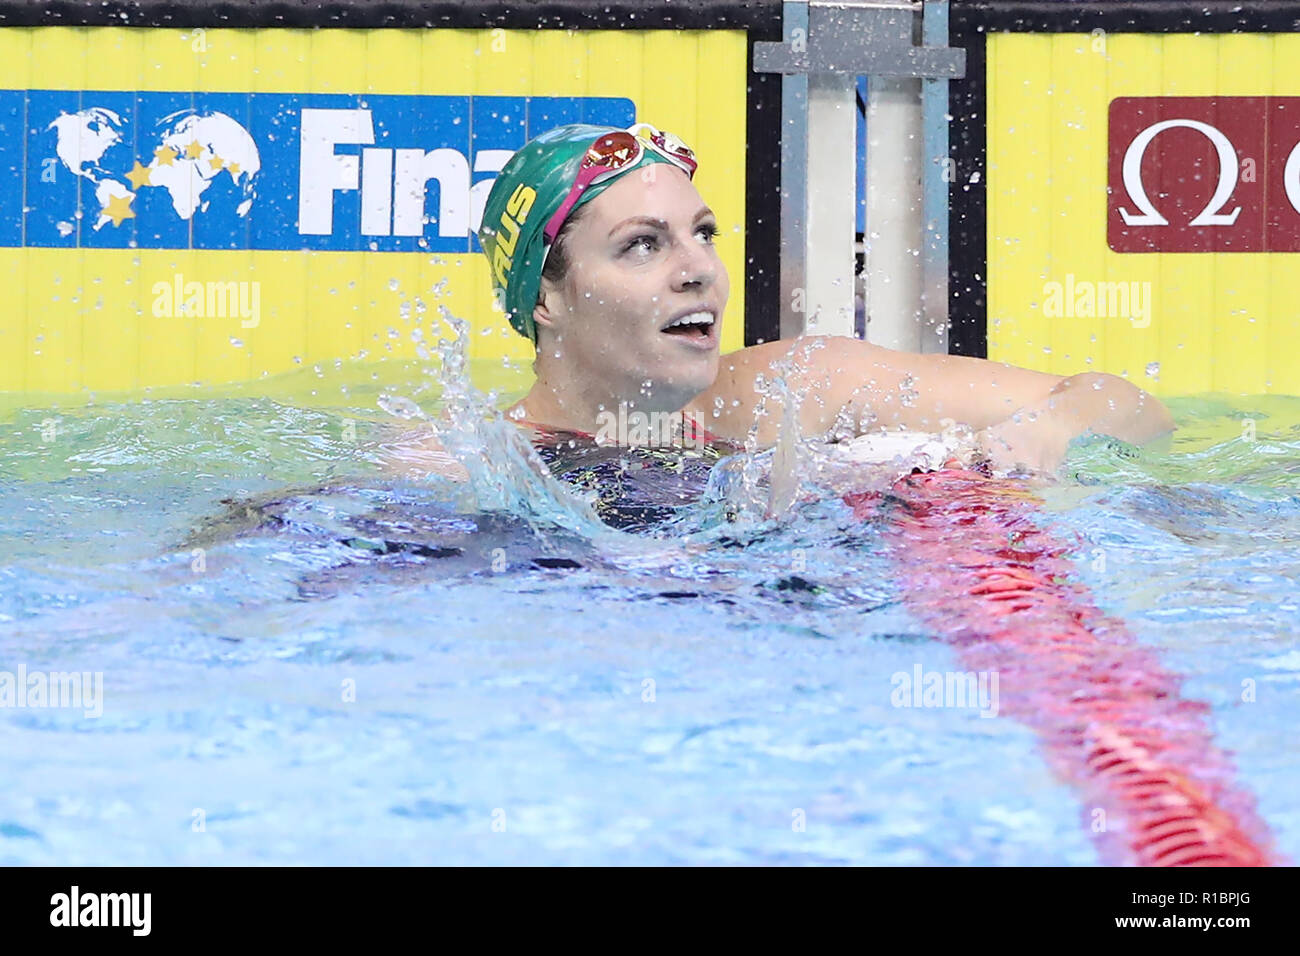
[702,335,1172,451]
[806,339,1075,433]
[700,336,1062,442]
[800,337,1175,441]
[698,336,1064,438]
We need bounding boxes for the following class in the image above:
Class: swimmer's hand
[971,414,1072,477]
[379,425,470,481]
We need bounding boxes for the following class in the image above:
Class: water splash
[740,337,980,520]
[381,307,694,569]
[419,308,605,534]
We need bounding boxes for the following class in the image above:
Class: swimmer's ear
[532,277,564,335]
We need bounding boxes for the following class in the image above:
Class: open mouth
[661,310,716,341]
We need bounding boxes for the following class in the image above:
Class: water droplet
[378,394,424,419]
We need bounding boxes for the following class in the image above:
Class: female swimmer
[470,122,1173,477]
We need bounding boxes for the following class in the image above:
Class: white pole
[757,0,962,347]
[864,74,924,351]
[803,71,858,338]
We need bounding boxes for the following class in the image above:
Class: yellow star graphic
[125,161,152,190]
[154,145,178,166]
[208,154,224,172]
[226,161,241,177]
[102,192,135,227]
[184,140,204,160]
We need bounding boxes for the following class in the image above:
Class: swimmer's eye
[622,223,720,256]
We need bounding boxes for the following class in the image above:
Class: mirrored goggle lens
[583,131,641,172]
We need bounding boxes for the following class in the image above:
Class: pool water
[0,365,1296,865]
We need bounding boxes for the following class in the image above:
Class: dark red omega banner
[1109,95,1300,253]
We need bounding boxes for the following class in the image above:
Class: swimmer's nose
[670,235,721,293]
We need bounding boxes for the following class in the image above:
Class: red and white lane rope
[846,466,1274,866]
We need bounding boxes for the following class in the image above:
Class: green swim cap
[478,124,686,342]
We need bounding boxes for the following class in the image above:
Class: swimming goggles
[541,122,698,246]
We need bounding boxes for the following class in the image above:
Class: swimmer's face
[532,164,728,413]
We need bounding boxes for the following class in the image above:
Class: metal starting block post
[754,1,964,350]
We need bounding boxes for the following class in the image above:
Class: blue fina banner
[3,92,635,252]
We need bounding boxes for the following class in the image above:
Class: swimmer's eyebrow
[608,207,715,238]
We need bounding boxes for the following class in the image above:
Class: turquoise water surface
[0,364,1296,865]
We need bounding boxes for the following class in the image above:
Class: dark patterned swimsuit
[520,418,745,532]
